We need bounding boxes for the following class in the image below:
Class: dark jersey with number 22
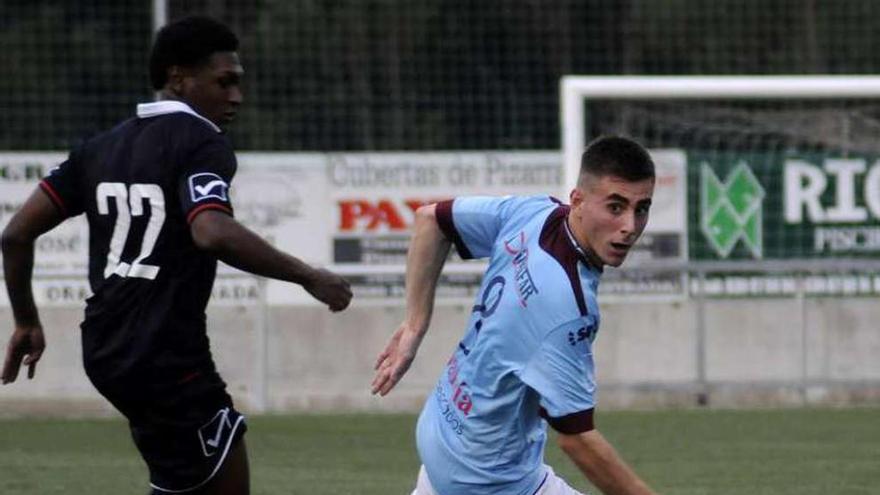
[41,101,236,393]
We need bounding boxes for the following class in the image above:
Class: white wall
[2,296,879,417]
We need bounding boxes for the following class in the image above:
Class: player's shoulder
[493,194,561,232]
[503,194,560,214]
[150,112,228,145]
[73,117,139,153]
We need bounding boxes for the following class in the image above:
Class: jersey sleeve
[40,146,86,218]
[177,136,237,223]
[434,195,533,259]
[520,317,598,434]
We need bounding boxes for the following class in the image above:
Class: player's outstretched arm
[557,429,657,495]
[371,204,451,396]
[190,210,352,312]
[2,188,65,384]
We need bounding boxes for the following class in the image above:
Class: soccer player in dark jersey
[1,16,351,495]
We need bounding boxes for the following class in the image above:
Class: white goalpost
[560,76,880,405]
[561,75,880,193]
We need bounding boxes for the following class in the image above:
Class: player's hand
[2,324,45,384]
[304,268,352,312]
[371,323,423,396]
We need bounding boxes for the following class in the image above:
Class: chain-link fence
[4,0,880,151]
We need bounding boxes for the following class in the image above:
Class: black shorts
[138,405,247,493]
[94,369,248,493]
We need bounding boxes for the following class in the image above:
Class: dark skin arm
[3,193,352,385]
[189,210,352,311]
[2,188,64,384]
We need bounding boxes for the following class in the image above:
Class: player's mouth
[609,242,631,255]
[223,111,237,122]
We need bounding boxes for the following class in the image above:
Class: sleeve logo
[189,172,229,203]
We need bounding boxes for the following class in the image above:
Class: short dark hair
[149,16,239,90]
[579,135,655,183]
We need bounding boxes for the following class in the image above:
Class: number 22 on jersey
[96,182,165,280]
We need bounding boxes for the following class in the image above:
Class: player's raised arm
[371,203,451,396]
[189,209,352,312]
[557,429,657,495]
[1,187,66,384]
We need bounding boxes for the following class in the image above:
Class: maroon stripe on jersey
[540,406,595,434]
[435,199,474,260]
[39,180,67,216]
[538,205,591,316]
[187,203,233,224]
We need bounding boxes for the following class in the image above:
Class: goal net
[561,76,880,297]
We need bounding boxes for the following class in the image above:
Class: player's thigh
[536,466,587,495]
[134,376,248,494]
[201,437,250,495]
[410,465,437,495]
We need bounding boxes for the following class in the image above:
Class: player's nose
[228,86,243,105]
[620,212,636,235]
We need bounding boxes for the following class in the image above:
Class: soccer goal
[561,77,880,406]
[561,75,880,279]
[562,76,880,192]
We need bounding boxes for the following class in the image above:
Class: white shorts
[411,465,586,495]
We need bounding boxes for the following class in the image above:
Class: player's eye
[218,75,240,89]
[607,203,624,214]
[636,204,651,216]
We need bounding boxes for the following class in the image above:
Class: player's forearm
[192,211,319,286]
[403,205,451,335]
[1,233,41,327]
[558,430,657,495]
[1,188,63,328]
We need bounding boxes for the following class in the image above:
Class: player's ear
[569,186,584,209]
[166,65,186,94]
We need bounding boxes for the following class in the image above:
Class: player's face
[568,173,654,267]
[178,51,244,129]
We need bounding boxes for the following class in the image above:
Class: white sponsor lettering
[785,158,880,223]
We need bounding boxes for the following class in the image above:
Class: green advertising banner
[689,151,880,260]
[687,151,880,297]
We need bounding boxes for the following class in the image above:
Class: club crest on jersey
[189,173,229,202]
[503,231,538,307]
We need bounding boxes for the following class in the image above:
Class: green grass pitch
[1,408,878,494]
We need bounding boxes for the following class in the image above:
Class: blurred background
[5,0,880,151]
[1,0,879,416]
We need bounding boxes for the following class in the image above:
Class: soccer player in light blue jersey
[372,136,658,495]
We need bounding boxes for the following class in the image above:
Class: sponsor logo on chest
[504,231,539,307]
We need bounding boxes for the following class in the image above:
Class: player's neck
[156,91,188,105]
[564,215,604,270]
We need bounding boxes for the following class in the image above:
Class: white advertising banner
[0,150,687,306]
[325,151,563,303]
[0,153,93,306]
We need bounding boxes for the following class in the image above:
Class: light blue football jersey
[417,195,602,495]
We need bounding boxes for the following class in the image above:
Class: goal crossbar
[561,75,880,192]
